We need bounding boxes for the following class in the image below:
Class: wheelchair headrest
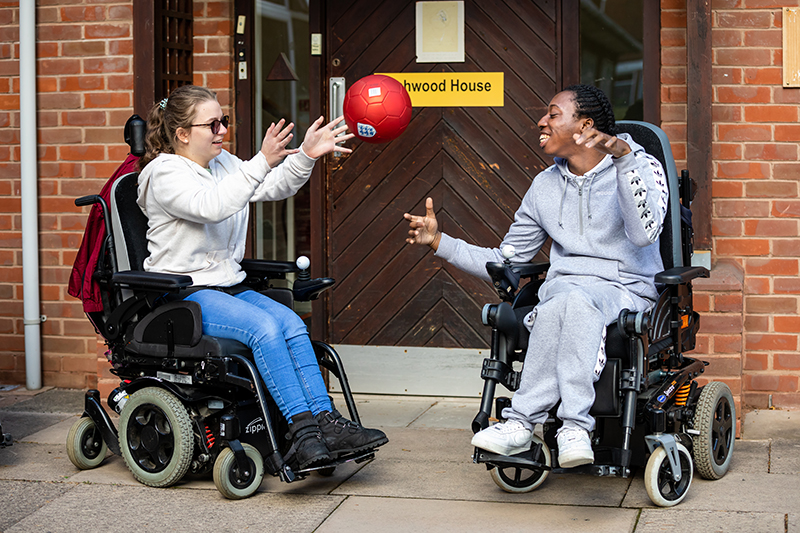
[124,114,146,157]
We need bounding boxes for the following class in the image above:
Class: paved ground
[1,386,799,532]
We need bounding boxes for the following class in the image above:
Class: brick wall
[661,0,800,410]
[0,0,234,393]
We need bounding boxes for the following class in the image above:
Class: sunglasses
[190,115,229,135]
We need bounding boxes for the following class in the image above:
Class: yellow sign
[377,72,504,107]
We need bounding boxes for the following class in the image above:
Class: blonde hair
[138,85,218,170]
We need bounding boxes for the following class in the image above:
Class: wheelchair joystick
[501,244,515,263]
[296,256,311,281]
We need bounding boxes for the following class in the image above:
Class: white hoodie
[137,148,316,287]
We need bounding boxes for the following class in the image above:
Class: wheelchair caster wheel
[692,381,735,480]
[66,417,108,470]
[213,443,264,499]
[119,387,194,488]
[489,435,551,493]
[644,442,693,507]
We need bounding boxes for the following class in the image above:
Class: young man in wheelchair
[405,85,668,468]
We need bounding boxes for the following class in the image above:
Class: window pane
[579,0,643,120]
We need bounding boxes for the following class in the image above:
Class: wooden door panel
[326,0,561,348]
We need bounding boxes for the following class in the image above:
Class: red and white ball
[343,74,413,144]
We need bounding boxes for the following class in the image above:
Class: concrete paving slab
[0,443,84,482]
[20,415,79,445]
[636,509,786,533]
[743,409,800,440]
[376,426,474,462]
[730,439,770,474]
[0,480,76,533]
[5,483,345,533]
[409,398,481,429]
[0,412,75,441]
[0,388,84,414]
[330,393,436,428]
[317,495,639,533]
[771,439,800,474]
[791,513,798,533]
[623,471,800,513]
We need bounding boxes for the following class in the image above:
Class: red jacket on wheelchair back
[68,153,140,313]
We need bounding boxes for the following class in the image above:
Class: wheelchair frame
[66,116,380,499]
[470,121,735,507]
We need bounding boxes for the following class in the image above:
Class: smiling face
[537,91,593,161]
[174,98,228,167]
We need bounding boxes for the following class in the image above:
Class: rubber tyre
[644,442,693,507]
[66,417,108,470]
[213,444,264,500]
[119,387,194,488]
[489,435,551,493]
[692,381,735,480]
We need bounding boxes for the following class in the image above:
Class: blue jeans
[184,289,332,422]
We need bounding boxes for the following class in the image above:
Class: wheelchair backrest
[109,172,149,272]
[616,121,683,270]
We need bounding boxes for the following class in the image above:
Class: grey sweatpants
[502,277,651,432]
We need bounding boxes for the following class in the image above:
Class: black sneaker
[315,409,388,457]
[285,411,331,469]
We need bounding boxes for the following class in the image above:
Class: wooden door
[320,0,574,354]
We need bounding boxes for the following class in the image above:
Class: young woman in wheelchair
[405,85,668,468]
[136,85,387,470]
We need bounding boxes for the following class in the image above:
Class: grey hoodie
[435,133,669,302]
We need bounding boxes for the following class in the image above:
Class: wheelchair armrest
[512,261,550,278]
[240,258,299,280]
[654,265,710,285]
[293,278,336,301]
[112,270,193,291]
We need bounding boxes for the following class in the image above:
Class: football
[343,74,413,144]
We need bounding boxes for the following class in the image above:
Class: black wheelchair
[471,121,735,507]
[66,116,380,499]
[0,420,10,447]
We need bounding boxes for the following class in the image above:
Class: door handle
[329,77,346,155]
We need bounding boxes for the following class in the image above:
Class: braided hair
[138,85,218,170]
[563,84,617,136]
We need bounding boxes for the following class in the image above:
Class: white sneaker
[471,420,532,456]
[556,427,594,468]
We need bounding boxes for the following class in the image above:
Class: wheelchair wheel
[66,417,108,470]
[119,387,194,488]
[489,435,551,493]
[644,442,693,507]
[691,381,735,480]
[213,443,264,500]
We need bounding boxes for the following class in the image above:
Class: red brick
[713,104,742,122]
[714,334,743,354]
[745,258,798,276]
[773,239,800,256]
[85,92,130,109]
[60,145,105,161]
[746,296,797,313]
[714,293,743,312]
[716,162,770,179]
[60,76,105,92]
[746,332,798,352]
[716,48,772,66]
[37,58,81,76]
[717,124,771,142]
[712,28,744,47]
[744,315,769,331]
[775,353,800,370]
[744,67,783,85]
[717,10,772,28]
[85,24,129,39]
[717,86,771,104]
[61,6,105,22]
[712,143,743,160]
[193,20,231,37]
[744,219,798,236]
[84,57,129,74]
[713,181,743,198]
[744,144,798,161]
[772,200,800,218]
[774,125,800,141]
[713,67,742,85]
[108,5,133,20]
[744,29,782,47]
[775,316,800,332]
[716,200,771,218]
[747,180,798,197]
[35,24,81,41]
[744,105,799,122]
[702,315,743,334]
[775,277,800,294]
[63,111,106,127]
[713,218,743,236]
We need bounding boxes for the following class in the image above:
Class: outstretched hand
[302,115,355,159]
[404,197,441,250]
[260,119,299,167]
[573,127,631,158]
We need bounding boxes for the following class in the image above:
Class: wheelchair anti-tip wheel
[691,381,735,480]
[644,442,693,507]
[119,387,194,488]
[213,443,264,499]
[489,435,551,493]
[66,417,108,470]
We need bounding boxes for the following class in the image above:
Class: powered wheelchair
[471,121,735,507]
[66,116,379,499]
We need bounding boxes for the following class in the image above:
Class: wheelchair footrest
[295,449,376,475]
[472,446,550,471]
